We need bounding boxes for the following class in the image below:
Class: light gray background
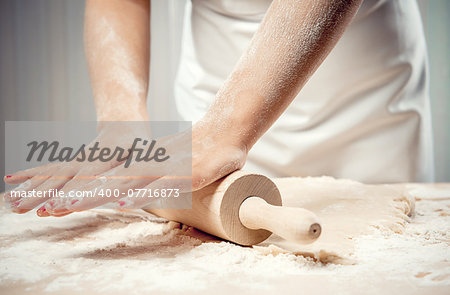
[1,0,449,192]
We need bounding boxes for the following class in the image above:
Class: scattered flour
[0,184,449,294]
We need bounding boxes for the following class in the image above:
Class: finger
[2,191,23,212]
[15,174,73,214]
[16,164,87,214]
[3,189,24,209]
[43,197,81,216]
[37,203,73,217]
[7,165,69,213]
[44,173,157,215]
[23,162,118,214]
[4,179,35,213]
[45,160,176,215]
[37,201,74,217]
[4,162,57,184]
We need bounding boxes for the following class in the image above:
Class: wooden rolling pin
[143,171,321,246]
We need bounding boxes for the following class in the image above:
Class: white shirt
[174,0,434,183]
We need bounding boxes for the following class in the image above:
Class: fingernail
[6,175,12,179]
[71,199,79,205]
[37,206,50,217]
[118,201,126,207]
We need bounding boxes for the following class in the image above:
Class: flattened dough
[253,177,414,263]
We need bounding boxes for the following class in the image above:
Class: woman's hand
[38,120,247,216]
[3,122,152,214]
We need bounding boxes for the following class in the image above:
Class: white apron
[174,0,435,183]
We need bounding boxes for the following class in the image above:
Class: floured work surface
[0,177,449,295]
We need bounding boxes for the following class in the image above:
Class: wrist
[194,115,249,158]
[201,95,264,154]
[96,103,149,131]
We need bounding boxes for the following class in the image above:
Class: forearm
[203,0,362,151]
[84,0,150,124]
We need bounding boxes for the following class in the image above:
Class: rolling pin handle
[238,196,321,244]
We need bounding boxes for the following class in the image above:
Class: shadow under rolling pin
[144,171,321,246]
